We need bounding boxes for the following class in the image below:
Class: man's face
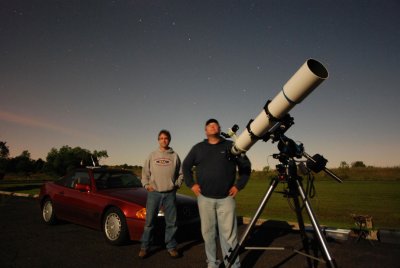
[205,122,220,136]
[158,133,170,149]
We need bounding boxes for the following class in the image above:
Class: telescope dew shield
[231,59,329,155]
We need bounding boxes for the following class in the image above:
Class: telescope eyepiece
[231,124,239,133]
[221,124,240,139]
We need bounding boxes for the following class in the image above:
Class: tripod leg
[295,180,338,268]
[225,178,279,268]
[288,180,315,268]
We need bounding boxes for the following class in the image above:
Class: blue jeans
[140,191,178,250]
[197,194,240,268]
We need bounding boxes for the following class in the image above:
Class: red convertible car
[39,167,199,245]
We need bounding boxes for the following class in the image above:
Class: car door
[57,171,94,225]
[50,173,76,221]
[64,170,109,228]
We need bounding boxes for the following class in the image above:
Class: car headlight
[136,208,146,219]
[135,208,165,219]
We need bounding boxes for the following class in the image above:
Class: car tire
[42,198,57,225]
[103,207,129,245]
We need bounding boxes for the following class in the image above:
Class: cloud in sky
[0,110,97,140]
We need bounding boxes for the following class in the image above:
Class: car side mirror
[75,183,91,192]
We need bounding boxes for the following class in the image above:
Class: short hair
[158,129,171,140]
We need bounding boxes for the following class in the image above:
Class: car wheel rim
[105,213,121,241]
[43,201,53,222]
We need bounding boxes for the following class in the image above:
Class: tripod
[225,137,342,268]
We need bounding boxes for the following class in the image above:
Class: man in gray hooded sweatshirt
[139,129,183,259]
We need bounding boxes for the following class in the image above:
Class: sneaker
[168,248,180,258]
[138,248,147,259]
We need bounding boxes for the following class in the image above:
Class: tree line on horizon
[0,140,394,180]
[0,141,132,179]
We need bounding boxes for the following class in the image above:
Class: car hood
[97,188,148,206]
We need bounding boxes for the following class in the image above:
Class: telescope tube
[231,59,328,155]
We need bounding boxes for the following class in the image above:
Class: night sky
[1,0,399,170]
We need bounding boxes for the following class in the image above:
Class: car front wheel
[42,198,57,225]
[103,207,129,245]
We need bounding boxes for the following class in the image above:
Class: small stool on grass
[351,214,375,246]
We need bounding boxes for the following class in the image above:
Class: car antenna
[91,156,96,167]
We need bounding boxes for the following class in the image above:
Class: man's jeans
[140,190,178,250]
[197,194,240,268]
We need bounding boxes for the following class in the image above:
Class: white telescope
[231,59,329,155]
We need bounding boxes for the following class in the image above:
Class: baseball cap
[205,118,219,126]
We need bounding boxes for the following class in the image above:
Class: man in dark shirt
[183,118,251,268]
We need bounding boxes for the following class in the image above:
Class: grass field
[178,179,400,230]
[1,169,399,230]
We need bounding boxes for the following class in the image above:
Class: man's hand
[145,185,155,192]
[229,186,239,198]
[191,183,201,196]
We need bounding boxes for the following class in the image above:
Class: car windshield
[93,170,142,189]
